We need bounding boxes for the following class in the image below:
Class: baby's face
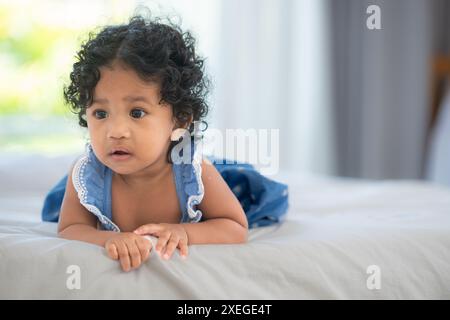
[86,60,176,175]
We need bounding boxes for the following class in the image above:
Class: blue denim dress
[41,139,289,231]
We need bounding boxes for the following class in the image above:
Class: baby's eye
[93,110,108,119]
[130,108,147,119]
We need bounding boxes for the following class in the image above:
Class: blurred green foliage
[0,0,132,116]
[0,7,75,115]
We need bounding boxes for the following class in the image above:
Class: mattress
[1,153,450,299]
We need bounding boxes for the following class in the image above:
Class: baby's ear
[185,115,194,129]
[173,115,193,130]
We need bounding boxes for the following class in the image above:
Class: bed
[1,152,449,299]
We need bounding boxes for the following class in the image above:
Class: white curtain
[211,0,335,174]
[138,0,334,175]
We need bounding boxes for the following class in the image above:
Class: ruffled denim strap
[72,144,120,232]
[171,132,205,223]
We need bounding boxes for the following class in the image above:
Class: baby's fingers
[116,242,131,272]
[155,232,170,255]
[125,240,142,269]
[178,238,189,259]
[106,243,119,260]
[163,236,179,260]
[136,238,152,262]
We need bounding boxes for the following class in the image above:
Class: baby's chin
[105,158,161,176]
[108,166,135,176]
[102,157,137,175]
[106,162,138,175]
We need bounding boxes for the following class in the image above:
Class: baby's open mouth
[110,148,132,160]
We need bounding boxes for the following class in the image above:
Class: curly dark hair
[64,14,210,162]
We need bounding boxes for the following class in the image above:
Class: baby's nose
[107,120,131,139]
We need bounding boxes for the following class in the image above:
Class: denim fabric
[210,158,289,228]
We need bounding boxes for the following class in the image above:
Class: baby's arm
[58,165,152,271]
[182,159,249,245]
[57,165,117,246]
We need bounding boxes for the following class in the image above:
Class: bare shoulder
[197,158,248,229]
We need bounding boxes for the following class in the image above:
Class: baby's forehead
[95,62,162,103]
[99,60,159,86]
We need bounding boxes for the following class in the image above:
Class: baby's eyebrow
[92,97,108,105]
[123,95,152,105]
[92,96,153,105]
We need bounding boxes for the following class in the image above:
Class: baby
[41,14,289,272]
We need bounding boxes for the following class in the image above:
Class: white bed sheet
[1,153,450,299]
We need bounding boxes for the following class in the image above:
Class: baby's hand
[133,223,188,260]
[105,232,152,272]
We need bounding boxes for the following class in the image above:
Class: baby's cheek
[142,137,170,159]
